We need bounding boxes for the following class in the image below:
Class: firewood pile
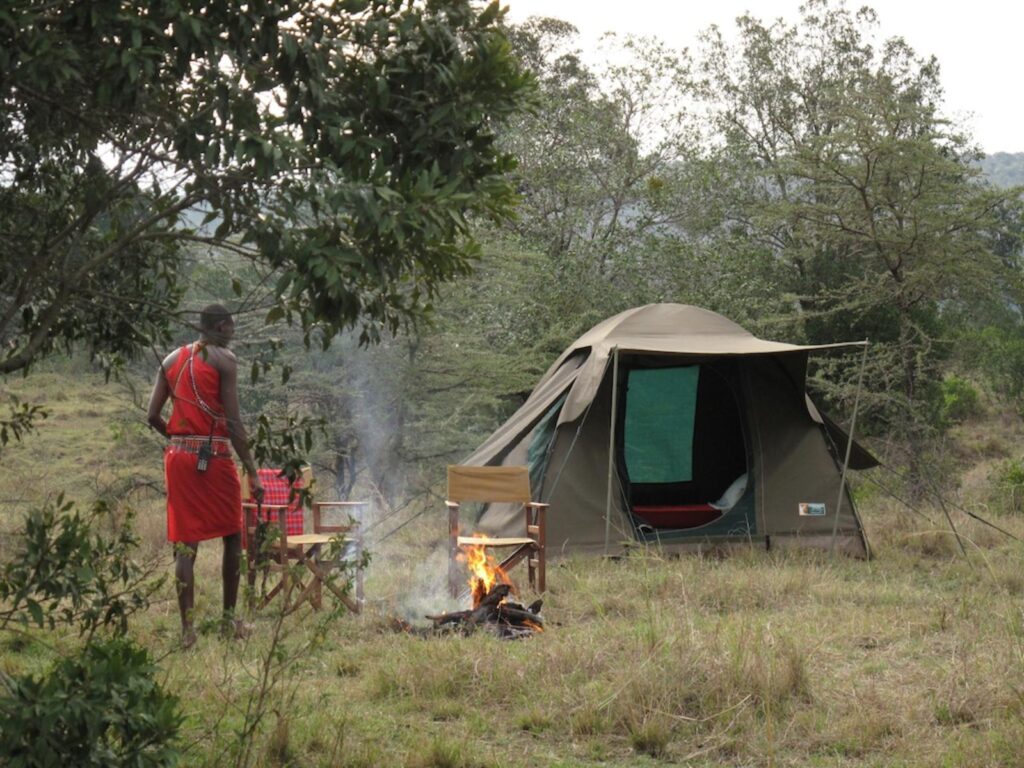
[426,584,544,640]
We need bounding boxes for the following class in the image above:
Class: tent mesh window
[527,394,567,496]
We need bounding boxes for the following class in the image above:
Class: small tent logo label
[799,502,827,516]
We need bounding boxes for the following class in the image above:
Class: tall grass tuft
[405,737,473,768]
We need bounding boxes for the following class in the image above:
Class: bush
[990,458,1024,514]
[934,375,981,429]
[961,326,1024,401]
[0,637,182,767]
[0,498,181,766]
[0,497,159,636]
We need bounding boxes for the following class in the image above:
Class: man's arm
[146,350,178,437]
[217,349,264,501]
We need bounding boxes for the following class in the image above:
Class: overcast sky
[503,0,1024,154]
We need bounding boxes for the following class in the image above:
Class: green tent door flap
[624,366,699,484]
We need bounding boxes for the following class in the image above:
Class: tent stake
[830,341,869,553]
[604,346,620,555]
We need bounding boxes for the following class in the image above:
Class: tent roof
[543,304,865,424]
[543,303,862,374]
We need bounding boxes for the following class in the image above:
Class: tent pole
[604,347,620,555]
[830,341,869,553]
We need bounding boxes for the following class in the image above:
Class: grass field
[3,371,1024,766]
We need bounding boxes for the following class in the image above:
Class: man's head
[199,303,234,345]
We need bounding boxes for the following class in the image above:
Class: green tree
[0,0,531,375]
[978,152,1024,189]
[497,20,783,330]
[688,0,1024,487]
[502,20,694,281]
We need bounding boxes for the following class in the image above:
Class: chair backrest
[242,466,313,537]
[447,465,531,504]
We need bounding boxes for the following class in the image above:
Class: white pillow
[710,473,748,511]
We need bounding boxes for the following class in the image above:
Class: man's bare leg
[175,541,200,648]
[222,532,249,638]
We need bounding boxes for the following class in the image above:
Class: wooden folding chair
[446,465,548,598]
[241,467,366,615]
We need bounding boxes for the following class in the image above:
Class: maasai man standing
[147,304,264,648]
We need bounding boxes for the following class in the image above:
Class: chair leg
[320,567,361,613]
[355,528,364,610]
[448,503,460,598]
[279,517,291,612]
[537,505,546,594]
[245,543,258,610]
[527,547,536,592]
[526,504,546,594]
[312,563,322,610]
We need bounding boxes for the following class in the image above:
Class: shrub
[0,497,160,636]
[989,458,1024,514]
[964,326,1024,400]
[406,737,472,768]
[934,375,981,429]
[0,637,182,767]
[0,498,181,766]
[628,718,671,758]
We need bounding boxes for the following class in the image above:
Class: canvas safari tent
[461,303,877,557]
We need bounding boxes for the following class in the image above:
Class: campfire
[426,538,545,640]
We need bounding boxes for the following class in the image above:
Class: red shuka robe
[164,343,242,542]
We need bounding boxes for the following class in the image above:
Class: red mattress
[633,504,722,529]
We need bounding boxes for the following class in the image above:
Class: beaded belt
[168,435,233,458]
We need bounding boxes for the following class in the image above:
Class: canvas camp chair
[241,467,366,615]
[446,465,548,598]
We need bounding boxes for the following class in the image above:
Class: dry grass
[102,507,1024,767]
[7,372,1024,765]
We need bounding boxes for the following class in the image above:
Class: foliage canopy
[0,0,532,373]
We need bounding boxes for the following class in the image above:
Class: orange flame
[459,534,516,608]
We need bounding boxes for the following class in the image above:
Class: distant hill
[978,152,1024,188]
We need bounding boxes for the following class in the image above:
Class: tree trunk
[898,307,926,501]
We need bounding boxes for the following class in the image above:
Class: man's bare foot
[181,627,198,650]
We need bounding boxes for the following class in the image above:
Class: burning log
[495,604,542,626]
[425,582,544,640]
[423,610,471,627]
[475,583,510,609]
